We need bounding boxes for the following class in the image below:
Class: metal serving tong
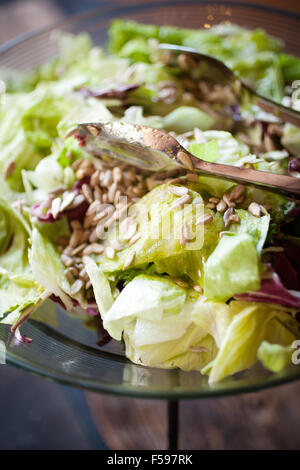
[77,121,300,198]
[158,43,300,128]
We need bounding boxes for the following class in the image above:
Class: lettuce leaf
[204,233,260,301]
[0,198,44,327]
[96,184,223,276]
[257,340,294,373]
[200,300,298,383]
[102,274,187,341]
[29,228,73,310]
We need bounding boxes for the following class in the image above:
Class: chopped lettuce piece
[0,198,44,327]
[204,233,260,301]
[257,340,293,373]
[189,139,220,163]
[229,209,270,255]
[207,301,297,383]
[103,274,187,341]
[109,20,285,100]
[163,107,215,133]
[281,124,300,156]
[29,228,73,310]
[125,324,217,371]
[85,258,114,316]
[21,88,69,151]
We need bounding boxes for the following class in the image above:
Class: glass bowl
[0,1,299,399]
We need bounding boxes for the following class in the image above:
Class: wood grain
[86,381,300,450]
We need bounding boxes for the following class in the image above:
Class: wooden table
[1,0,300,450]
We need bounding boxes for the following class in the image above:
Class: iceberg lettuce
[204,233,260,301]
[0,198,45,328]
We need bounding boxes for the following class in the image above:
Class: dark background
[0,0,300,450]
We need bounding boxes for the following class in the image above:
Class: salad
[0,21,300,384]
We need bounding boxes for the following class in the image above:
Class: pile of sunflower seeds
[54,154,263,297]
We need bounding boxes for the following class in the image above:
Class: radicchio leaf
[235,265,300,309]
[78,84,140,100]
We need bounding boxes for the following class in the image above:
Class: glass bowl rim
[1,1,300,399]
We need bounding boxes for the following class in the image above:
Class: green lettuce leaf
[207,301,298,383]
[203,233,260,301]
[0,198,44,327]
[95,184,223,276]
[29,228,73,310]
[257,340,294,373]
[102,274,187,341]
[164,107,215,133]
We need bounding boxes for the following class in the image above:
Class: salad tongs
[77,121,300,198]
[158,43,300,128]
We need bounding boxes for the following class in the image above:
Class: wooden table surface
[1,0,300,450]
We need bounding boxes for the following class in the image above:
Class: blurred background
[0,0,300,450]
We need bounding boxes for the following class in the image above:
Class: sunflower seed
[180,222,190,245]
[79,267,89,281]
[88,228,98,243]
[128,233,141,247]
[123,251,135,270]
[60,192,75,211]
[229,184,245,202]
[93,206,114,223]
[83,244,96,256]
[90,243,104,254]
[86,124,100,137]
[69,230,83,248]
[114,190,121,206]
[222,193,235,208]
[168,185,189,197]
[64,269,75,283]
[90,170,100,187]
[223,208,239,227]
[86,199,102,216]
[170,194,191,210]
[104,215,116,230]
[70,279,83,295]
[113,166,122,184]
[51,197,61,219]
[216,200,227,213]
[177,150,194,170]
[209,197,220,204]
[71,194,85,208]
[61,254,73,267]
[81,184,93,204]
[102,170,112,187]
[195,213,213,226]
[94,186,102,200]
[248,202,261,217]
[63,246,73,256]
[71,242,87,256]
[83,213,95,229]
[108,183,117,202]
